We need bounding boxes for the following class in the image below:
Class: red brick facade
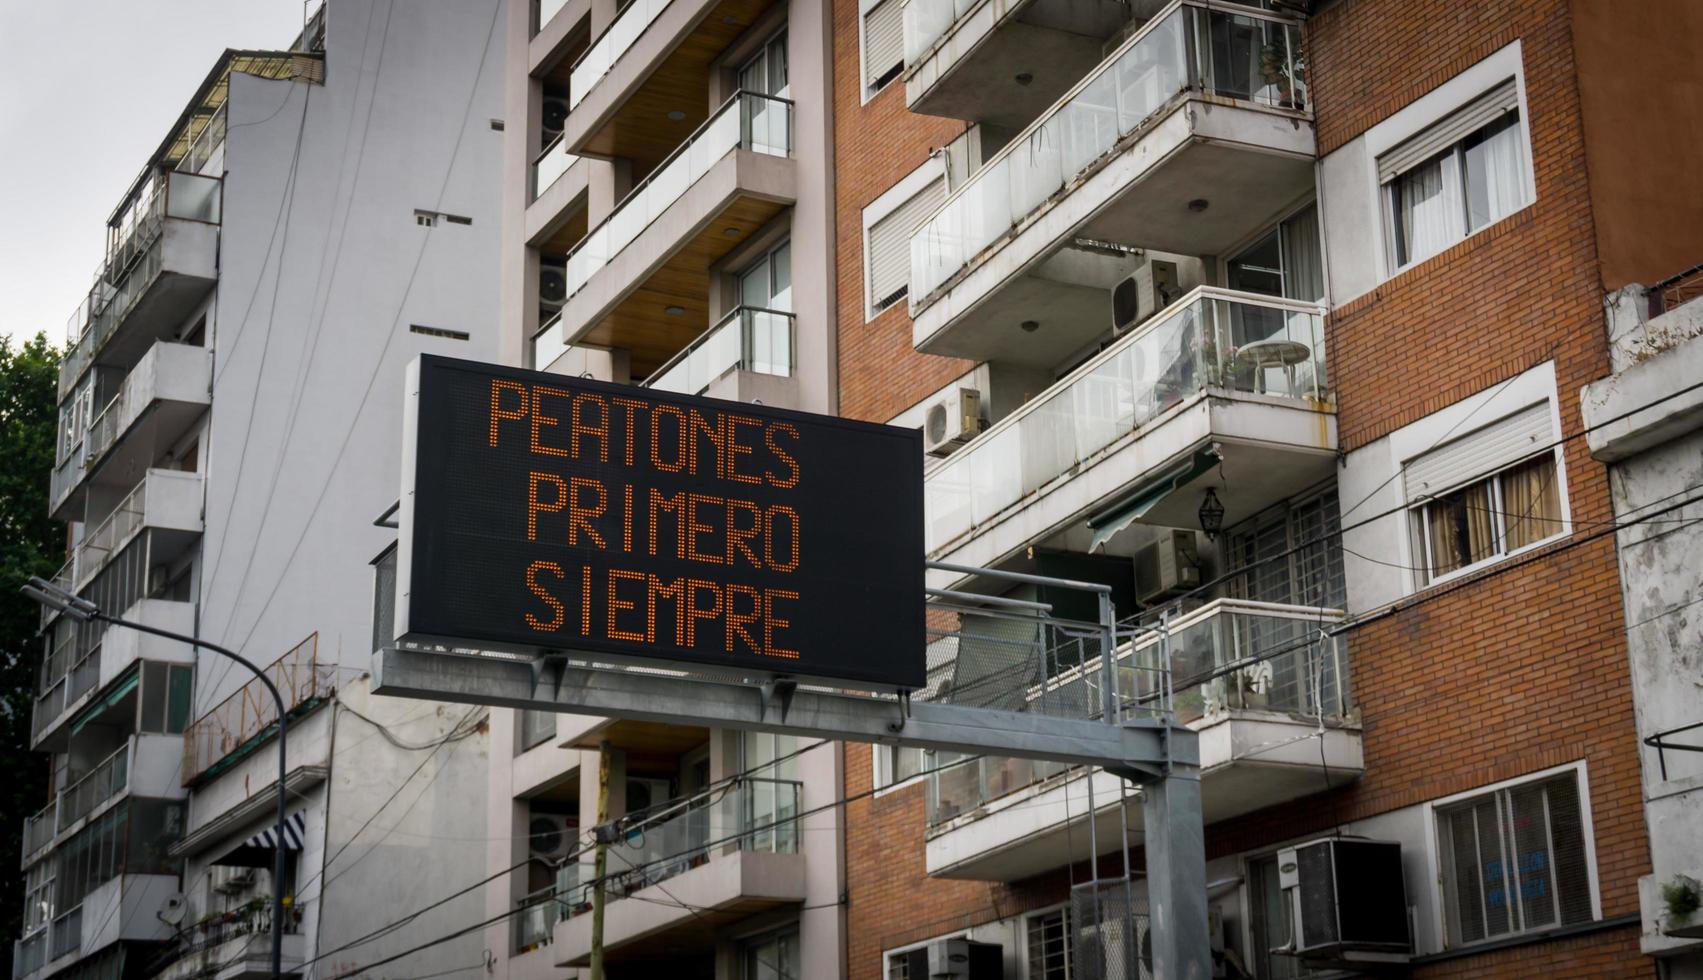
[832,0,1651,975]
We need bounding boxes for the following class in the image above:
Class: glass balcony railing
[58,745,130,830]
[531,91,793,366]
[513,886,558,953]
[1124,597,1350,724]
[536,0,573,34]
[925,598,1351,826]
[569,0,674,108]
[532,134,580,201]
[59,171,223,396]
[924,286,1325,552]
[907,0,1306,306]
[604,778,802,896]
[644,307,795,395]
[901,0,978,68]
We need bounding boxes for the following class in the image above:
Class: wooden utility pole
[589,739,611,980]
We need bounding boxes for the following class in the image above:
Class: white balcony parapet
[569,0,674,108]
[924,286,1326,553]
[644,307,795,395]
[907,0,1307,309]
[532,134,581,201]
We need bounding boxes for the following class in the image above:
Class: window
[1403,401,1564,586]
[1026,907,1072,980]
[862,0,904,95]
[1436,771,1594,946]
[1380,79,1530,270]
[139,662,193,734]
[1227,205,1324,304]
[739,32,791,156]
[23,860,55,933]
[742,927,801,980]
[864,171,946,318]
[874,744,926,789]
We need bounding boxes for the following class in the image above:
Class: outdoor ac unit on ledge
[1277,837,1412,966]
[924,388,984,457]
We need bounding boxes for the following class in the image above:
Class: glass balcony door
[737,240,793,376]
[740,31,790,155]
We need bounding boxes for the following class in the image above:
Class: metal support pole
[1097,591,1118,724]
[1141,766,1210,980]
[589,740,611,980]
[98,612,289,980]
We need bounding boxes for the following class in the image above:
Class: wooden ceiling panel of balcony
[576,194,784,376]
[565,718,709,759]
[577,0,778,173]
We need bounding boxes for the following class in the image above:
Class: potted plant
[1662,875,1703,939]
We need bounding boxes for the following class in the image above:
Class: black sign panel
[402,355,925,689]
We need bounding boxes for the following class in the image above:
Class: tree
[0,332,62,969]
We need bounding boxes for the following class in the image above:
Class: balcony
[554,778,806,967]
[59,171,222,397]
[182,633,334,786]
[33,599,196,751]
[924,287,1334,572]
[52,343,212,521]
[74,469,203,591]
[903,0,1144,128]
[153,902,309,980]
[907,1,1312,363]
[925,599,1362,881]
[643,306,794,400]
[563,0,781,169]
[531,91,796,377]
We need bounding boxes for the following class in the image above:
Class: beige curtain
[1502,455,1561,550]
[1427,482,1496,577]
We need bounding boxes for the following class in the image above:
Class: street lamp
[23,576,290,980]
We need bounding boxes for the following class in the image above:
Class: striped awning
[215,811,308,867]
[246,811,307,851]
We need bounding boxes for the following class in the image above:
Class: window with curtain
[1436,771,1594,946]
[1409,452,1561,585]
[1381,80,1529,270]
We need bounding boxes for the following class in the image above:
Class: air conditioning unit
[212,867,257,895]
[1133,528,1200,604]
[1277,838,1411,964]
[539,258,568,317]
[625,776,673,815]
[923,389,983,457]
[541,97,570,142]
[528,814,578,863]
[1111,259,1184,334]
[909,938,1000,979]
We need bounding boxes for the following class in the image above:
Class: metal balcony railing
[59,171,222,396]
[38,560,73,630]
[923,286,1327,552]
[58,744,131,830]
[21,803,55,862]
[182,633,333,785]
[643,307,796,395]
[75,478,149,591]
[48,907,79,962]
[907,0,1307,306]
[568,0,673,107]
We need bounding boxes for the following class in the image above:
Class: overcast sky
[0,1,308,344]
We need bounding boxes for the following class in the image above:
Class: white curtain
[1395,156,1455,266]
[1281,205,1325,303]
[1465,116,1526,230]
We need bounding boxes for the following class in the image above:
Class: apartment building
[834,0,1703,977]
[487,0,844,977]
[15,3,507,980]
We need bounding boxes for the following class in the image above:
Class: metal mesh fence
[1071,879,1153,980]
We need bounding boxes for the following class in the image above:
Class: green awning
[70,666,140,736]
[1086,450,1218,553]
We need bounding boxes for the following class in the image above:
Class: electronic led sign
[397,355,925,689]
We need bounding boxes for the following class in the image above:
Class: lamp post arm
[96,612,290,979]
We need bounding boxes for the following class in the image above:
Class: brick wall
[831,0,972,424]
[834,0,1652,975]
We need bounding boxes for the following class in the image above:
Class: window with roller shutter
[863,0,905,93]
[865,175,945,318]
